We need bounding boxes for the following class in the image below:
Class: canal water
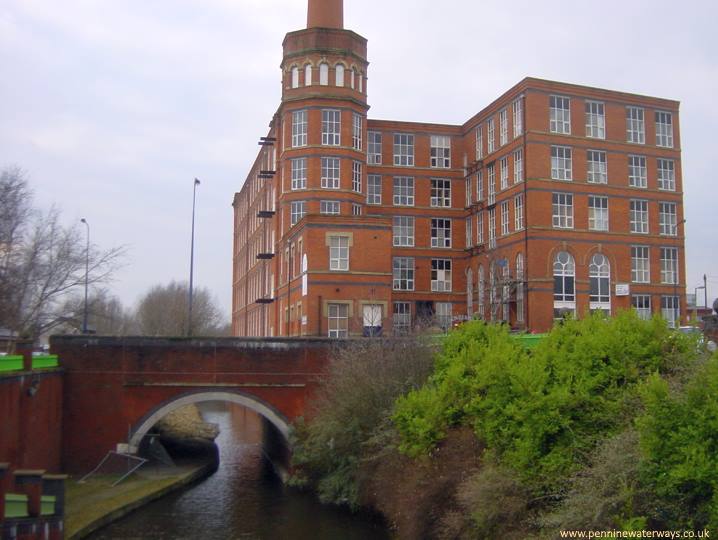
[87,402,390,540]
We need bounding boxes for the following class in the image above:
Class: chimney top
[307,0,343,29]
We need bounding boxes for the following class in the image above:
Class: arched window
[319,63,329,86]
[489,263,497,321]
[466,268,473,316]
[291,66,299,89]
[553,251,575,318]
[516,253,525,323]
[350,68,355,89]
[589,253,611,314]
[358,72,363,93]
[335,64,345,87]
[478,265,485,319]
[305,64,313,86]
[502,262,510,321]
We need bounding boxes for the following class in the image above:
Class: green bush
[637,351,718,530]
[394,311,693,491]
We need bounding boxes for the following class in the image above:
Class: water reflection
[88,402,390,540]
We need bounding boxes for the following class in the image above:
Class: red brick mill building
[231,0,685,337]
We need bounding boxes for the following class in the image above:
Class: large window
[292,110,307,147]
[321,109,341,146]
[500,156,509,189]
[393,302,411,334]
[628,155,647,188]
[393,134,414,166]
[329,236,349,271]
[291,158,306,190]
[435,303,452,331]
[553,251,576,317]
[393,257,414,290]
[550,95,571,134]
[661,296,679,328]
[501,201,510,235]
[476,125,483,159]
[514,149,523,184]
[328,303,348,338]
[305,64,312,86]
[488,208,496,249]
[632,295,652,320]
[320,200,340,215]
[626,106,645,144]
[588,195,609,231]
[589,253,611,312]
[478,265,485,318]
[552,193,574,229]
[515,194,524,230]
[587,150,607,184]
[512,98,523,138]
[335,64,345,87]
[516,253,525,322]
[499,109,508,146]
[367,175,381,204]
[430,135,451,168]
[393,176,414,206]
[352,161,362,193]
[431,178,451,207]
[659,202,677,236]
[660,247,678,284]
[465,217,472,247]
[487,118,495,154]
[476,170,484,201]
[631,246,650,283]
[657,159,675,191]
[431,259,452,292]
[487,164,496,205]
[291,66,299,88]
[585,101,606,139]
[431,218,452,248]
[477,211,484,244]
[290,200,306,226]
[368,131,382,164]
[319,63,329,85]
[321,157,340,189]
[393,216,415,247]
[551,146,572,180]
[630,199,649,234]
[655,111,674,148]
[352,113,362,150]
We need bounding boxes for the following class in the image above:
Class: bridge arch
[127,390,291,453]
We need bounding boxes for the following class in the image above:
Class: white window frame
[514,194,524,230]
[632,294,652,320]
[500,156,509,190]
[393,216,415,247]
[628,155,647,188]
[552,192,574,229]
[393,257,415,291]
[335,64,345,87]
[512,98,523,138]
[589,253,611,311]
[550,95,571,134]
[430,178,451,207]
[626,106,645,144]
[368,131,382,164]
[321,157,340,189]
[476,170,484,202]
[430,135,451,168]
[488,208,496,249]
[631,246,650,283]
[501,201,510,235]
[329,235,349,271]
[321,109,341,146]
[499,108,508,146]
[431,259,452,292]
[630,199,649,234]
[585,101,605,139]
[487,164,496,205]
[655,111,674,148]
[290,200,306,226]
[393,302,411,333]
[352,161,362,193]
[393,176,415,206]
[291,158,307,190]
[661,296,679,328]
[657,159,675,191]
[367,174,381,205]
[320,200,340,215]
[487,118,495,154]
[588,195,609,231]
[328,303,348,338]
[587,150,607,184]
[476,125,484,159]
[551,146,573,181]
[352,203,361,216]
[659,202,677,236]
[514,149,523,184]
[319,63,329,86]
[393,133,415,166]
[292,110,307,148]
[431,218,452,248]
[352,113,362,150]
[477,211,484,245]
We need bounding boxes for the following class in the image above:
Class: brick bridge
[50,336,334,473]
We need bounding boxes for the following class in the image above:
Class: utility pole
[188,178,200,337]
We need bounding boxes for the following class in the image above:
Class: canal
[87,402,390,539]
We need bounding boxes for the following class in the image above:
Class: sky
[2,0,717,320]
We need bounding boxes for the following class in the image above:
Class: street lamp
[672,218,686,327]
[188,178,201,337]
[80,218,90,333]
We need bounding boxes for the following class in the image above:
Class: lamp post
[672,218,686,327]
[80,218,90,333]
[188,178,200,337]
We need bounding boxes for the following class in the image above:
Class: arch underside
[127,390,291,453]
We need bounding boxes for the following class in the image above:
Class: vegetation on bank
[290,311,717,538]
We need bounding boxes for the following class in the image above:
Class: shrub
[289,336,436,508]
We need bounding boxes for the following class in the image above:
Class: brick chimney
[307,0,343,29]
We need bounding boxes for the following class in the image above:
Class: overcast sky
[2,0,717,319]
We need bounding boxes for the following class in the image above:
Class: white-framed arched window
[466,268,473,316]
[553,251,576,318]
[478,265,485,319]
[358,72,363,93]
[319,63,329,86]
[291,66,299,88]
[516,253,525,323]
[589,253,611,314]
[335,64,345,87]
[305,64,313,86]
[350,68,355,89]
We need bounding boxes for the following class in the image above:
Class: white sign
[301,315,307,326]
[615,283,630,296]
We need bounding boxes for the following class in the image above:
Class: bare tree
[135,280,228,336]
[58,289,136,335]
[0,167,125,341]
